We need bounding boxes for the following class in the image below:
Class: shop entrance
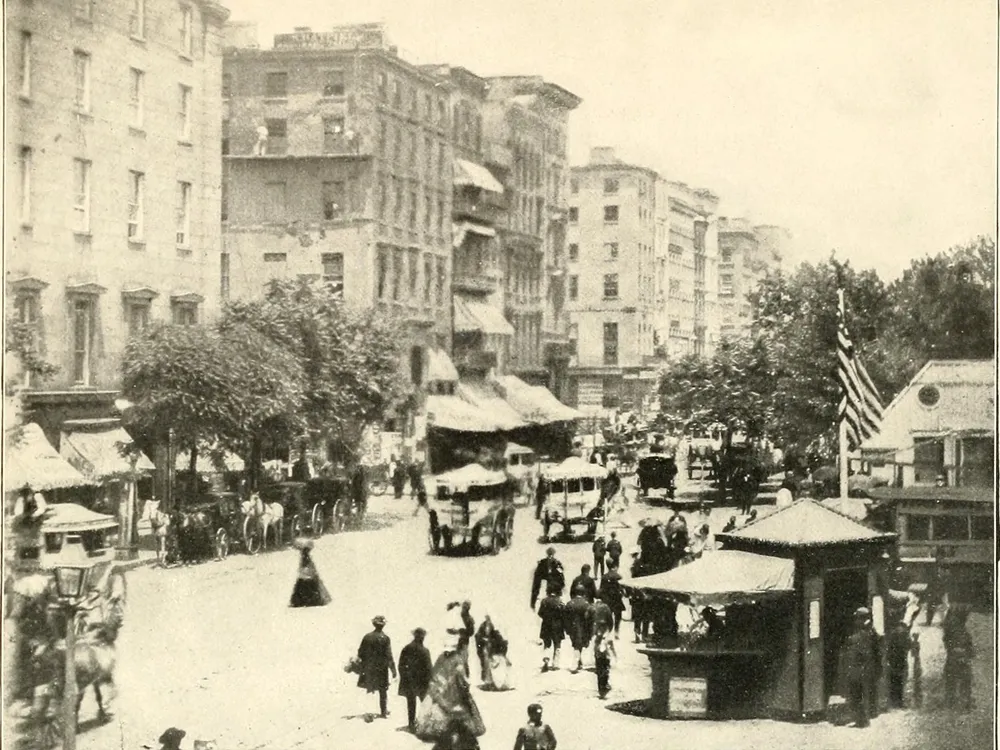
[822,567,868,700]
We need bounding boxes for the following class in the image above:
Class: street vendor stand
[623,499,897,721]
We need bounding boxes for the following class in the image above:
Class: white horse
[141,500,171,565]
[241,493,285,551]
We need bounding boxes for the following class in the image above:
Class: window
[72,298,94,384]
[669,279,681,296]
[408,251,419,297]
[321,181,344,220]
[603,274,619,299]
[720,274,734,296]
[569,275,579,300]
[265,182,286,222]
[265,71,288,98]
[126,302,150,337]
[393,125,402,162]
[570,178,579,194]
[376,247,389,299]
[670,319,680,333]
[568,207,578,223]
[129,68,145,127]
[603,322,618,365]
[391,249,402,300]
[410,346,424,386]
[127,171,144,239]
[917,385,940,408]
[438,143,446,179]
[913,438,945,484]
[265,118,287,155]
[437,99,447,126]
[130,0,145,38]
[934,515,969,541]
[437,198,445,235]
[971,515,993,541]
[221,73,231,98]
[393,181,403,223]
[424,195,432,230]
[19,32,31,97]
[180,5,194,56]
[424,256,433,303]
[14,293,39,385]
[323,116,345,152]
[221,119,230,155]
[409,192,417,229]
[176,182,191,246]
[74,51,91,112]
[377,176,387,219]
[322,252,344,296]
[263,253,286,262]
[604,178,619,194]
[392,79,402,108]
[603,205,619,223]
[179,85,192,140]
[568,243,579,262]
[18,147,32,224]
[172,302,197,326]
[74,0,93,21]
[959,436,994,488]
[604,242,619,260]
[720,247,733,263]
[323,70,345,97]
[72,159,91,232]
[377,72,387,100]
[409,131,417,168]
[436,257,447,307]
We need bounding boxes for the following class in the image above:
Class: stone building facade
[716,218,787,339]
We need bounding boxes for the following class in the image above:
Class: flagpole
[837,288,850,500]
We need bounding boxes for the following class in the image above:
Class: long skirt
[483,654,513,692]
[415,651,486,741]
[290,574,331,608]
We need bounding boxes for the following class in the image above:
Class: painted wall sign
[669,676,708,717]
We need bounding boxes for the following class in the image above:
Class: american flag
[837,292,884,449]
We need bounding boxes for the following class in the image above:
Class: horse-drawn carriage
[636,454,679,501]
[686,424,724,480]
[427,464,516,555]
[251,478,339,551]
[537,457,609,541]
[170,491,247,561]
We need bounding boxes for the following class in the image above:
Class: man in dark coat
[513,703,557,750]
[570,565,598,603]
[592,535,607,581]
[537,587,564,672]
[590,594,614,639]
[357,615,397,718]
[530,548,565,610]
[598,563,626,636]
[840,607,876,728]
[886,618,911,708]
[564,593,593,672]
[398,627,433,731]
[605,532,623,569]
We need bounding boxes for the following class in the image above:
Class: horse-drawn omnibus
[505,442,539,503]
[538,457,609,541]
[427,464,516,555]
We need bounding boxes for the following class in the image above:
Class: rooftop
[716,498,897,547]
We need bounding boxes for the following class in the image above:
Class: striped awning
[456,381,527,430]
[454,296,513,336]
[494,375,582,424]
[426,394,503,432]
[4,424,95,492]
[61,427,155,479]
[427,348,459,383]
[454,159,504,194]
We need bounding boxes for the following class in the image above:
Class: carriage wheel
[331,498,350,533]
[215,528,230,559]
[489,522,502,555]
[542,512,552,541]
[26,693,61,750]
[243,516,261,554]
[504,517,514,549]
[311,504,325,538]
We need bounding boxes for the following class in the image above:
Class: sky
[224,0,998,279]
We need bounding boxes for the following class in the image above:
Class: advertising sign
[669,676,708,718]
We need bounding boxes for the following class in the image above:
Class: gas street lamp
[52,555,95,750]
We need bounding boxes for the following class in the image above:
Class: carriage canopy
[434,463,508,493]
[541,456,608,481]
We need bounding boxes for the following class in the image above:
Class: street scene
[3,1,996,749]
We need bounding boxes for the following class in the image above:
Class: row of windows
[375,247,448,308]
[566,274,620,301]
[376,177,449,234]
[16,150,193,245]
[376,71,449,127]
[56,0,197,55]
[903,513,993,542]
[14,291,199,387]
[567,205,620,224]
[570,177,649,196]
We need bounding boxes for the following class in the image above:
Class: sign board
[273,25,387,51]
[808,599,821,640]
[669,676,708,718]
[871,595,885,636]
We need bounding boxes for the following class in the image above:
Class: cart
[538,457,608,541]
[636,454,679,501]
[427,464,516,555]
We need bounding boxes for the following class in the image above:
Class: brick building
[6,0,229,440]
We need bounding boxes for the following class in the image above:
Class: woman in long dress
[475,616,513,691]
[415,604,486,741]
[289,540,331,608]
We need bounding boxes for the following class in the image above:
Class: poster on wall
[809,599,821,640]
[669,676,708,718]
[871,595,885,636]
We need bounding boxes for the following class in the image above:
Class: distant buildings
[716,219,788,339]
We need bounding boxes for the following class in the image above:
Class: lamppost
[52,556,94,750]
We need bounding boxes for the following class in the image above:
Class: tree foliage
[5,316,58,384]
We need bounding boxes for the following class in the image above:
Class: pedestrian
[399,628,433,731]
[600,563,625,636]
[570,565,598,603]
[513,704,557,750]
[593,627,617,700]
[158,727,186,750]
[537,586,565,672]
[605,531,623,570]
[886,618,910,708]
[356,615,397,719]
[923,569,942,626]
[288,539,331,608]
[592,535,607,581]
[942,604,974,712]
[409,462,424,500]
[840,607,876,728]
[564,592,593,673]
[392,457,407,500]
[722,515,737,533]
[530,547,565,610]
[475,615,512,691]
[631,588,649,643]
[590,594,614,640]
[535,477,548,521]
[414,485,430,517]
[909,632,923,708]
[432,718,481,750]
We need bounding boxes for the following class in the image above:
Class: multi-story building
[6,0,229,441]
[567,148,719,416]
[716,218,787,339]
[222,24,455,419]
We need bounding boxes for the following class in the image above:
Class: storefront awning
[427,348,459,383]
[452,221,498,249]
[4,424,96,492]
[41,503,118,533]
[456,381,527,430]
[427,394,504,433]
[454,159,504,194]
[454,297,514,336]
[175,449,245,473]
[494,374,582,424]
[61,427,155,479]
[621,550,795,607]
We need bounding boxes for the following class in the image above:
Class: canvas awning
[621,550,796,607]
[61,427,155,479]
[434,463,508,491]
[426,394,503,433]
[454,159,504,194]
[504,442,535,457]
[427,348,459,383]
[4,424,95,492]
[457,381,527,430]
[542,455,608,481]
[175,449,245,473]
[716,499,896,547]
[494,374,582,424]
[40,503,118,533]
[454,296,514,336]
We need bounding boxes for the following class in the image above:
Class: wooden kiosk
[624,500,897,721]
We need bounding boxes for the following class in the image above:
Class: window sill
[73,231,93,239]
[320,95,346,102]
[176,246,192,256]
[263,97,288,104]
[128,239,146,248]
[178,139,193,147]
[179,52,194,62]
[20,222,33,231]
[130,34,146,45]
[129,126,146,137]
[74,110,93,120]
[19,94,31,104]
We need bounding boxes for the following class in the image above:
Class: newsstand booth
[623,500,897,721]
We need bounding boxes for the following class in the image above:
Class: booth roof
[504,441,534,456]
[4,424,96,492]
[433,463,508,491]
[717,499,896,547]
[427,393,504,432]
[61,427,155,479]
[620,550,795,607]
[542,455,608,480]
[41,503,118,533]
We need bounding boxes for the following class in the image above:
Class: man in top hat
[605,532,623,569]
[531,547,565,610]
[357,615,397,718]
[840,607,877,728]
[398,627,433,731]
[570,564,598,603]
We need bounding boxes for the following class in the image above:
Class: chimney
[293,26,312,32]
[590,147,618,165]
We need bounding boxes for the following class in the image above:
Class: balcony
[454,349,498,374]
[453,270,499,295]
[453,195,505,225]
[483,141,513,171]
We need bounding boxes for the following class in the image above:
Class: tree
[221,278,405,455]
[5,316,58,386]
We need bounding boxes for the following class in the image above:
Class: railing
[453,195,505,224]
[452,272,498,294]
[454,349,498,372]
